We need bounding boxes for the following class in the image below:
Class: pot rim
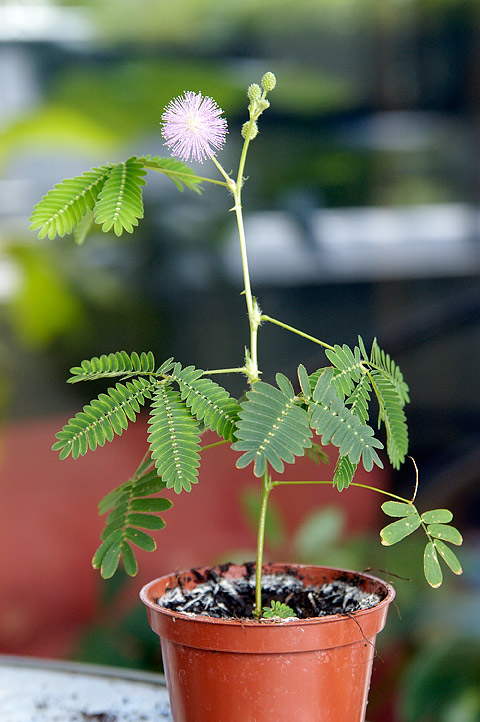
[139,562,396,628]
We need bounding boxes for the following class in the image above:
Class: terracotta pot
[140,563,395,722]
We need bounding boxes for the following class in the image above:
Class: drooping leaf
[370,369,408,469]
[433,539,463,575]
[423,541,443,588]
[73,208,95,245]
[232,376,312,477]
[94,157,146,236]
[308,368,383,472]
[29,164,112,240]
[172,363,240,441]
[380,513,421,546]
[370,338,410,406]
[93,458,172,578]
[147,383,201,493]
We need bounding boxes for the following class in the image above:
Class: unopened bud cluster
[261,72,276,92]
[243,71,276,142]
[242,121,258,140]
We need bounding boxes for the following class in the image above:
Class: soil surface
[157,565,383,619]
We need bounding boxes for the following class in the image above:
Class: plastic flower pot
[140,562,395,722]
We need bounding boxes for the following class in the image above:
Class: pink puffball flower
[161,91,228,163]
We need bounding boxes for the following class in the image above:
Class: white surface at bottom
[0,657,171,721]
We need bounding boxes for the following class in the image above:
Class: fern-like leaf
[232,374,312,477]
[67,351,169,383]
[370,338,410,406]
[140,155,203,193]
[29,164,112,240]
[92,461,172,579]
[333,455,357,492]
[94,157,146,236]
[370,370,408,469]
[308,368,384,472]
[325,344,363,398]
[332,374,372,489]
[147,384,201,493]
[52,377,155,459]
[172,363,240,441]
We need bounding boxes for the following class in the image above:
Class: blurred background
[1,1,479,720]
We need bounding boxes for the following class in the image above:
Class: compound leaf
[29,164,112,240]
[140,155,203,193]
[172,363,240,441]
[233,378,312,477]
[309,368,383,472]
[68,350,162,383]
[147,384,201,493]
[52,377,155,459]
[93,459,171,578]
[325,344,363,398]
[94,157,146,236]
[370,369,408,469]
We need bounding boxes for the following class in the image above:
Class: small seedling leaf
[380,515,421,546]
[421,509,453,524]
[262,600,296,619]
[424,541,443,588]
[426,524,463,546]
[433,539,463,575]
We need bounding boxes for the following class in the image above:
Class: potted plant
[30,72,463,722]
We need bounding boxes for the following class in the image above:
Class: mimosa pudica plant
[30,72,463,618]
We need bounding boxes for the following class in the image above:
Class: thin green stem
[261,315,336,352]
[202,367,247,376]
[231,123,261,384]
[271,478,414,504]
[142,160,229,188]
[255,472,272,618]
[200,439,230,452]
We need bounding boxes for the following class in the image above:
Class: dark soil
[157,565,383,619]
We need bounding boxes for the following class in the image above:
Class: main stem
[255,472,272,617]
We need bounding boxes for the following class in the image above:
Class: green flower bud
[247,83,262,102]
[241,121,259,140]
[261,72,276,92]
